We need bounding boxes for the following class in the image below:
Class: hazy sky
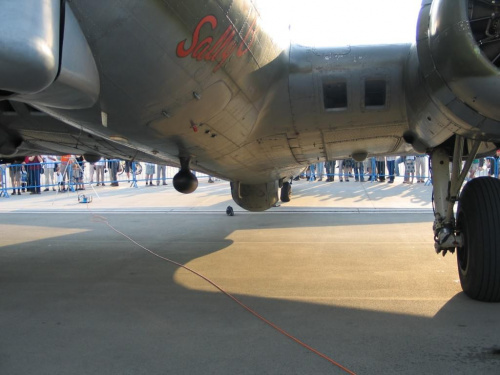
[255,0,423,47]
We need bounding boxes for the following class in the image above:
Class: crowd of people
[301,152,500,184]
[0,155,170,196]
[2,152,500,197]
[300,156,428,184]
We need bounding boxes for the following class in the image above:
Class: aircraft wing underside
[0,101,177,166]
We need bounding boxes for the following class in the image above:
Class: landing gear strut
[432,136,500,301]
[280,181,292,203]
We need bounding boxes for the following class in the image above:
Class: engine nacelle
[406,0,500,147]
[0,1,99,109]
[230,181,279,212]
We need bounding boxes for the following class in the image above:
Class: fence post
[423,155,432,186]
[131,162,138,188]
[0,165,9,198]
[370,157,377,183]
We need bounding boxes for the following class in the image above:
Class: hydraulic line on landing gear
[432,137,480,256]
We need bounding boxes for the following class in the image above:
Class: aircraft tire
[456,177,500,302]
[280,182,291,202]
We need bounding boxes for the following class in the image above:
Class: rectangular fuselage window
[364,79,386,107]
[323,81,347,110]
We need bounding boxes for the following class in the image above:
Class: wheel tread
[458,177,500,302]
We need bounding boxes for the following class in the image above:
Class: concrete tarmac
[1,179,499,374]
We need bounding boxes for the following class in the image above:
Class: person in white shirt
[415,155,427,183]
[156,164,167,185]
[95,157,106,186]
[145,162,155,186]
[405,155,416,184]
[42,155,58,191]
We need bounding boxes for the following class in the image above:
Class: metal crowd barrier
[4,156,497,198]
[0,164,8,198]
[0,159,211,197]
[0,157,439,200]
[484,157,499,178]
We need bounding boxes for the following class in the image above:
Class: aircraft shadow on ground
[0,213,498,374]
[4,180,432,213]
[292,180,432,206]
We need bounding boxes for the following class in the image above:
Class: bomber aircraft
[0,0,499,301]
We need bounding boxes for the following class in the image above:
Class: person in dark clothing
[325,160,336,182]
[25,155,43,194]
[108,159,119,186]
[376,156,386,182]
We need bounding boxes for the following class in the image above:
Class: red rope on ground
[91,213,357,375]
